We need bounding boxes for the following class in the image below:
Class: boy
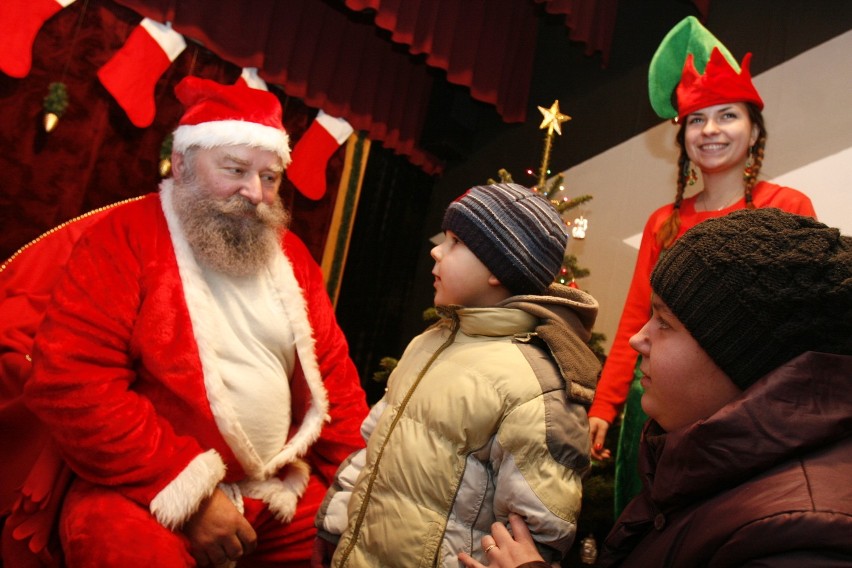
[460,208,852,568]
[313,183,602,566]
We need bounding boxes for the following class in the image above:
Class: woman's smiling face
[683,102,759,175]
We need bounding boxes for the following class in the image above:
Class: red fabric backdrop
[0,0,714,262]
[112,0,641,171]
[0,0,344,263]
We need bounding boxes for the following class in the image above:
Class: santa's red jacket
[2,185,368,562]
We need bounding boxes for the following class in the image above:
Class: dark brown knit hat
[651,208,852,390]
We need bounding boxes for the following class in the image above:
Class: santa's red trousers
[58,475,323,567]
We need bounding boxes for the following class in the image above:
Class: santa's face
[177,145,284,206]
[171,145,290,276]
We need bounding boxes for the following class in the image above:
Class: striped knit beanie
[442,183,568,295]
[651,208,852,390]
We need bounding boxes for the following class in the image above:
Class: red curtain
[344,0,540,123]
[112,0,651,170]
[535,0,620,66]
[0,0,343,263]
[115,0,444,174]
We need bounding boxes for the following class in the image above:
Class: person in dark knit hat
[314,183,603,567]
[461,208,852,568]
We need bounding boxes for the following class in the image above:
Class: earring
[743,151,755,181]
[682,160,697,186]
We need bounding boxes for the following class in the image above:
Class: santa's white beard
[172,179,290,276]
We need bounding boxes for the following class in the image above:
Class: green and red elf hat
[648,16,763,121]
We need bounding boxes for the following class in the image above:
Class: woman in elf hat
[587,16,816,513]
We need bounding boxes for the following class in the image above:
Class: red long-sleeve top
[588,181,817,424]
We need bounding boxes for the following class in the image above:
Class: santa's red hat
[172,76,291,166]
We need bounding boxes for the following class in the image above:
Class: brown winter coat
[600,351,852,567]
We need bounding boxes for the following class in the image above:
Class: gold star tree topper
[538,100,571,135]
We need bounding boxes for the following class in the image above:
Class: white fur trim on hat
[173,120,291,167]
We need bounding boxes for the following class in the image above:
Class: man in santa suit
[4,76,369,567]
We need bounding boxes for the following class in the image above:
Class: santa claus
[1,76,368,567]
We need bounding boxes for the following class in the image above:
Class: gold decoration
[43,113,60,133]
[42,82,69,133]
[536,100,571,188]
[159,158,172,178]
[537,100,571,136]
[159,133,174,177]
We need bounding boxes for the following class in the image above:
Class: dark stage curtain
[333,143,435,404]
[344,0,540,123]
[536,0,620,65]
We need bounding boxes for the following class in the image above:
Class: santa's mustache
[212,195,283,227]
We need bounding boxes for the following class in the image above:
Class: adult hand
[182,488,257,566]
[458,513,546,568]
[589,417,612,461]
[310,535,337,568]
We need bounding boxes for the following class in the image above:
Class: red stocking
[236,67,268,91]
[286,111,354,200]
[0,0,77,78]
[97,18,186,128]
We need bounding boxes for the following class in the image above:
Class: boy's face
[430,230,507,307]
[629,295,742,432]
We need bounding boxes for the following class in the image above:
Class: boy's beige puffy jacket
[316,286,602,567]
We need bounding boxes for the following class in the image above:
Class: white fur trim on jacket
[159,181,328,482]
[150,449,226,529]
[241,459,311,522]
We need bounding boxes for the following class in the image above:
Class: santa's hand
[183,488,257,566]
[458,513,547,568]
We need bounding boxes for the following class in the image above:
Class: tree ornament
[571,215,588,239]
[580,534,598,564]
[42,82,69,132]
[158,133,173,177]
[536,100,571,189]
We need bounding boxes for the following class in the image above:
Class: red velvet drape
[0,0,343,263]
[111,0,669,171]
[536,0,620,66]
[344,0,540,123]
[114,0,444,174]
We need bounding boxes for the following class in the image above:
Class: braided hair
[743,103,767,207]
[656,103,767,250]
